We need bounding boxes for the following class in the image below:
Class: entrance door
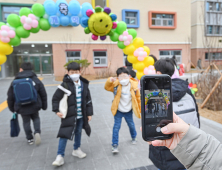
[41,56,53,74]
[30,56,41,74]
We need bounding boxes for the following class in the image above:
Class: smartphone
[140,75,173,141]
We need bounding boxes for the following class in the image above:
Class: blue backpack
[12,78,38,105]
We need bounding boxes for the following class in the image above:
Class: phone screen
[142,75,173,141]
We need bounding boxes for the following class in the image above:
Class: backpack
[173,93,199,128]
[12,78,38,105]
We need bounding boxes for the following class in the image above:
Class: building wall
[1,0,191,78]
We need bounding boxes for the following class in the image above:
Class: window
[122,9,140,28]
[205,52,222,60]
[149,11,177,29]
[159,50,182,64]
[92,0,109,8]
[66,51,81,62]
[123,54,127,66]
[1,5,31,22]
[93,51,107,67]
[206,1,222,36]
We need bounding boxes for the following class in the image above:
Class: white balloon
[139,51,143,57]
[123,36,127,41]
[26,17,32,24]
[1,30,8,37]
[43,14,49,19]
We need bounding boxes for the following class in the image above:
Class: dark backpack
[12,78,38,105]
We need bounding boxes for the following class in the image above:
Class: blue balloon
[44,1,57,15]
[70,16,80,27]
[80,17,88,28]
[69,0,81,16]
[48,15,60,27]
[81,2,93,17]
[56,0,69,17]
[60,16,70,26]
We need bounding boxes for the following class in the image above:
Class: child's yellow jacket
[104,78,141,118]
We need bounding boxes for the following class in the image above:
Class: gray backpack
[173,93,199,128]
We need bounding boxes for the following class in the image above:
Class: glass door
[29,56,41,74]
[41,56,53,74]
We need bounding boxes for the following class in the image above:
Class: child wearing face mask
[52,62,93,166]
[104,67,141,153]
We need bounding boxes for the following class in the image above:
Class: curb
[200,116,222,130]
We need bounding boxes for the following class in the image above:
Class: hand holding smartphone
[140,75,173,141]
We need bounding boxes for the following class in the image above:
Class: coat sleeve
[38,80,48,110]
[52,83,65,113]
[171,125,222,170]
[86,87,93,116]
[187,88,200,127]
[7,83,15,113]
[104,78,114,92]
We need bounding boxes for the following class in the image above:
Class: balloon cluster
[44,0,93,27]
[188,83,198,95]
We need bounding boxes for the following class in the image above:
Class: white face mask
[70,74,80,82]
[120,79,129,86]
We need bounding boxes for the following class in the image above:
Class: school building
[0,0,191,80]
[191,0,222,68]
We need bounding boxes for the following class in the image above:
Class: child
[150,59,200,170]
[104,67,141,153]
[52,62,93,166]
[7,62,47,145]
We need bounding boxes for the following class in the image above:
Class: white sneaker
[72,148,87,158]
[34,133,41,146]
[52,155,64,166]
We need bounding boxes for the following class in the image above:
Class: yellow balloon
[133,37,144,48]
[193,88,198,92]
[0,66,1,71]
[136,71,144,80]
[0,54,7,65]
[143,46,150,56]
[123,44,136,55]
[0,41,13,55]
[132,63,136,70]
[127,55,138,64]
[144,56,154,67]
[134,61,145,72]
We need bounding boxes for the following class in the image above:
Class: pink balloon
[8,30,15,38]
[128,35,133,41]
[119,35,124,41]
[124,41,130,46]
[138,47,144,51]
[86,9,94,17]
[138,56,145,61]
[28,14,36,20]
[24,24,31,30]
[1,25,10,31]
[144,68,149,75]
[142,51,147,57]
[92,34,98,40]
[1,37,10,43]
[31,20,38,28]
[134,50,139,56]
[21,16,26,24]
[148,65,155,70]
[123,31,128,36]
[112,22,117,29]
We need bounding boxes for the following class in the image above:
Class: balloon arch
[0,0,155,79]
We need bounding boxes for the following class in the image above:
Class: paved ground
[0,76,222,170]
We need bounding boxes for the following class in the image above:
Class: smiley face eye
[106,25,108,27]
[100,19,103,22]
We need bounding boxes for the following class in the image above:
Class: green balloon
[16,26,30,38]
[0,22,5,28]
[110,32,119,42]
[9,35,21,46]
[7,14,21,28]
[117,41,126,49]
[19,7,32,16]
[30,25,40,33]
[191,89,195,95]
[39,18,51,31]
[116,21,127,35]
[128,29,137,39]
[32,3,45,17]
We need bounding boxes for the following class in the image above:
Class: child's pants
[57,118,83,157]
[112,110,137,146]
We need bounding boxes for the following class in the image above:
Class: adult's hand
[150,113,190,150]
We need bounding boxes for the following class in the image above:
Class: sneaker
[34,133,41,146]
[27,139,34,145]
[52,155,64,166]
[131,138,137,145]
[72,148,87,158]
[112,145,119,153]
